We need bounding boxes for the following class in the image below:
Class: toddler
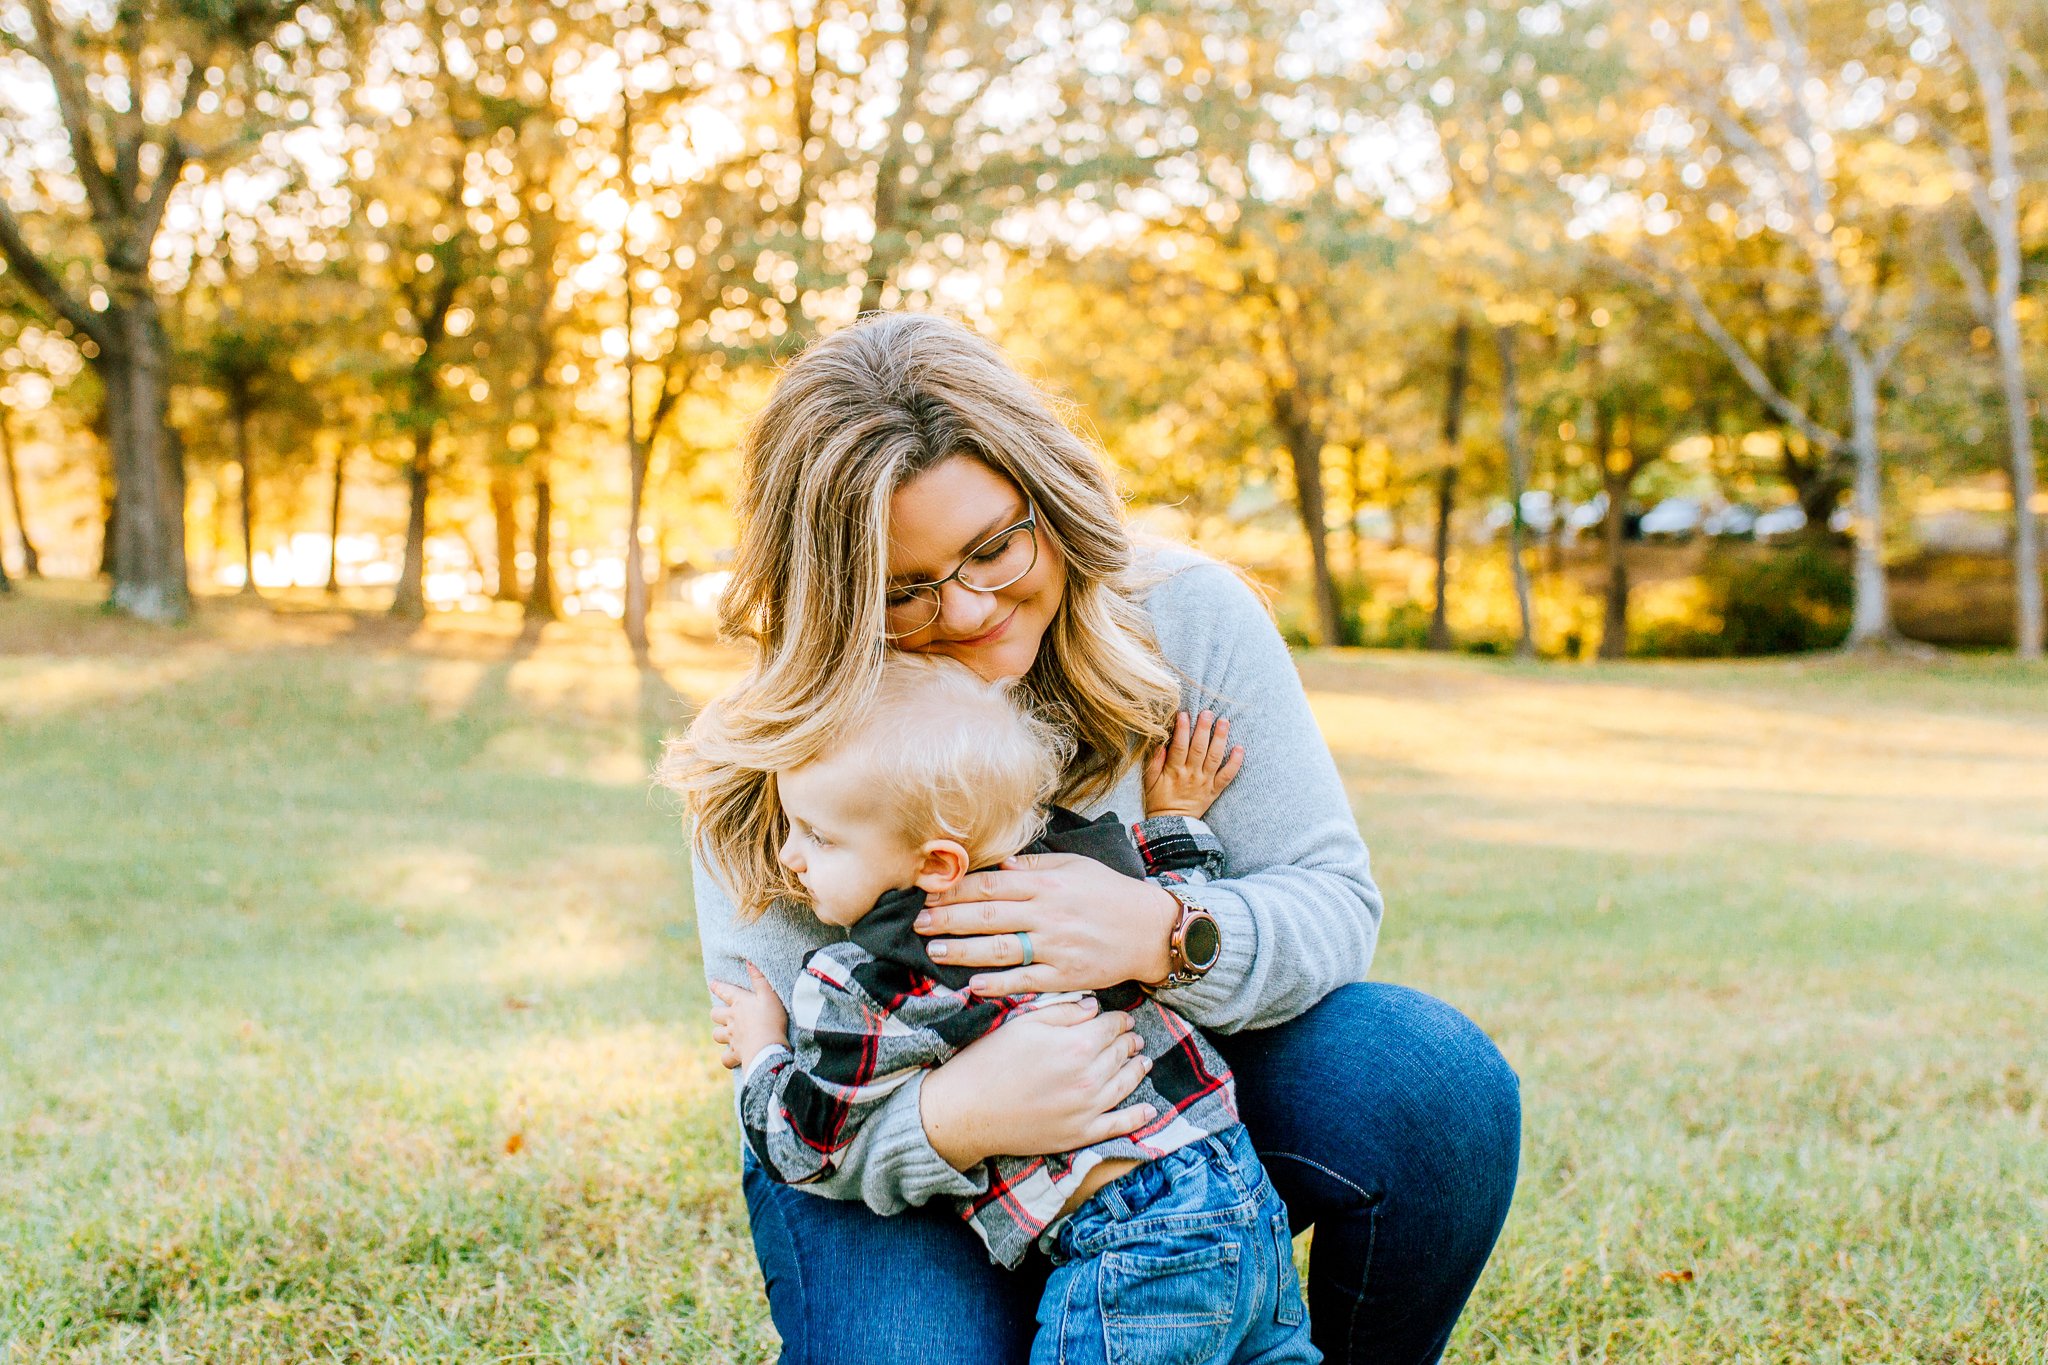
[709,655,1317,1365]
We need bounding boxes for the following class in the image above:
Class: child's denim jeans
[1032,1123,1320,1365]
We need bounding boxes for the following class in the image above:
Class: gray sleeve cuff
[737,1044,791,1090]
[787,1068,990,1212]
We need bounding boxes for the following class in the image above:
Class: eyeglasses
[882,503,1041,640]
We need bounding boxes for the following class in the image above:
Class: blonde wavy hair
[811,654,1076,879]
[661,311,1181,917]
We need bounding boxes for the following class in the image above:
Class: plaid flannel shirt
[736,812,1236,1268]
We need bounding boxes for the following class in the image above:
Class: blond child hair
[689,654,1076,919]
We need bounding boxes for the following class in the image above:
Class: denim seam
[1259,1149,1381,1210]
[1067,1198,1262,1259]
[748,1178,814,1365]
[1344,1201,1381,1353]
[1261,1148,1383,1352]
[1054,1253,1076,1365]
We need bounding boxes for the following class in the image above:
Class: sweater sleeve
[737,952,956,1188]
[1140,555,1382,1032]
[695,854,991,1212]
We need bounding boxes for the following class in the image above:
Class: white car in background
[1639,497,1704,538]
[1566,493,1610,533]
[1752,504,1809,540]
[1482,490,1560,537]
[1703,503,1759,538]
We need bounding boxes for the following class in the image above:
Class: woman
[669,312,1520,1364]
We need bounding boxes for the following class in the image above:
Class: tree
[1635,0,1928,648]
[193,321,295,595]
[385,204,473,621]
[1427,317,1473,651]
[0,388,42,578]
[1494,322,1537,657]
[0,0,348,621]
[1929,0,2042,659]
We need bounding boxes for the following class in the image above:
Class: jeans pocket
[1269,1209,1305,1328]
[1102,1241,1242,1365]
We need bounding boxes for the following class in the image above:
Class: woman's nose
[935,580,1000,637]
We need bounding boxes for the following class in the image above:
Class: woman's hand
[707,962,790,1071]
[915,852,1179,997]
[918,998,1157,1168]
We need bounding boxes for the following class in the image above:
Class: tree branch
[1612,249,1843,455]
[22,0,121,225]
[1872,283,1928,382]
[1931,117,1999,228]
[0,198,113,350]
[138,138,190,245]
[1941,215,1993,323]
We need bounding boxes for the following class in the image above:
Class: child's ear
[912,839,971,893]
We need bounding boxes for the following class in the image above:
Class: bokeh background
[3,0,2046,1360]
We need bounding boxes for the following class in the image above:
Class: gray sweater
[691,545,1382,1214]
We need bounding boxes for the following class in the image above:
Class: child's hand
[708,962,790,1071]
[1143,710,1244,820]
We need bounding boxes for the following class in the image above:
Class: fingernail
[914,911,934,930]
[929,943,947,961]
[968,976,989,993]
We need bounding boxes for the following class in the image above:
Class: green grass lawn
[4,580,2044,1363]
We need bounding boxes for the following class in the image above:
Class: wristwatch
[1158,885,1222,988]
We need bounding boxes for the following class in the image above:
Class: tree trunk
[1428,317,1472,651]
[1841,347,1894,646]
[325,445,346,594]
[1981,107,2041,658]
[490,463,521,602]
[388,229,463,620]
[1596,403,1635,661]
[1343,444,1359,581]
[1270,385,1342,647]
[0,405,41,576]
[624,426,651,654]
[857,0,941,314]
[233,395,259,596]
[0,537,10,592]
[1495,325,1536,659]
[390,424,432,620]
[1943,0,2041,661]
[104,295,191,622]
[98,471,117,580]
[1780,437,1845,536]
[1992,298,2043,660]
[525,462,558,622]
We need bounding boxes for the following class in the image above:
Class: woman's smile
[949,604,1019,647]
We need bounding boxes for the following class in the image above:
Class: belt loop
[1213,1128,1243,1173]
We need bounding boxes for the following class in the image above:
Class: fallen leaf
[503,995,537,1011]
[503,1132,525,1155]
[1657,1268,1695,1284]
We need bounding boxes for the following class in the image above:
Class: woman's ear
[912,839,971,893]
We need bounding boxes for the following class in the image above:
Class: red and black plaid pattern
[1130,814,1226,886]
[737,809,1240,1267]
[740,947,1238,1267]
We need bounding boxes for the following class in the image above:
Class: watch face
[1184,914,1222,971]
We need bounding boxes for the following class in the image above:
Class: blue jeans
[740,983,1521,1365]
[1033,1125,1318,1365]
